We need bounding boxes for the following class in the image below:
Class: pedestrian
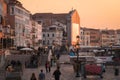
[114,67,119,76]
[45,61,51,72]
[53,66,61,80]
[56,53,60,60]
[30,73,37,80]
[69,49,75,56]
[56,60,60,68]
[39,69,45,80]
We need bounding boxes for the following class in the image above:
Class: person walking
[45,61,51,72]
[69,49,75,56]
[56,53,60,60]
[53,66,61,80]
[30,73,37,80]
[39,69,45,80]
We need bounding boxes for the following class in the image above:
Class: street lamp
[110,45,112,53]
[75,35,80,77]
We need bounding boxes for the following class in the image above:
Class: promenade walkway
[22,55,70,80]
[22,55,120,80]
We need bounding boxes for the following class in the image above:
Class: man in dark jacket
[53,67,61,80]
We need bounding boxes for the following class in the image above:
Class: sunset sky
[19,0,120,29]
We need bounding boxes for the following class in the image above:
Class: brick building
[32,13,67,28]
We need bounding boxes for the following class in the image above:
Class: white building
[7,0,31,47]
[14,6,30,47]
[53,21,66,32]
[30,20,42,48]
[42,24,63,47]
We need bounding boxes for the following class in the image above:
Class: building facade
[32,13,67,28]
[32,10,81,47]
[80,27,101,47]
[42,24,63,47]
[7,0,31,47]
[0,0,8,49]
[30,20,42,48]
[107,30,116,46]
[67,9,80,46]
[116,29,120,45]
[100,30,109,47]
[32,12,68,46]
[80,27,90,47]
[89,29,100,47]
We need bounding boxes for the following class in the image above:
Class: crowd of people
[6,60,22,72]
[29,45,62,80]
[30,66,61,80]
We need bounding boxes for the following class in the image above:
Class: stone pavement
[22,55,70,80]
[22,55,120,80]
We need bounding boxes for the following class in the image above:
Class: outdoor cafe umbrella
[20,47,33,54]
[20,47,33,51]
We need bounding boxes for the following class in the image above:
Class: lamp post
[110,45,112,54]
[76,35,80,77]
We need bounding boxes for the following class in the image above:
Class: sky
[19,0,120,29]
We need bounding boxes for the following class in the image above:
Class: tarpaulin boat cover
[85,64,102,75]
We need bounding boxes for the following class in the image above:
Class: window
[25,19,29,25]
[52,34,54,37]
[0,38,2,43]
[0,16,2,24]
[43,34,45,37]
[43,40,45,45]
[38,21,42,24]
[47,40,49,45]
[86,41,89,45]
[48,34,49,37]
[10,6,14,15]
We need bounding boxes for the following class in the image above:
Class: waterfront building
[100,30,109,47]
[32,10,81,46]
[42,24,63,47]
[80,27,100,47]
[32,13,67,28]
[67,9,80,46]
[7,0,31,47]
[107,30,116,46]
[30,19,42,48]
[116,29,120,45]
[0,0,7,49]
[0,0,7,77]
[80,27,90,47]
[32,12,68,46]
